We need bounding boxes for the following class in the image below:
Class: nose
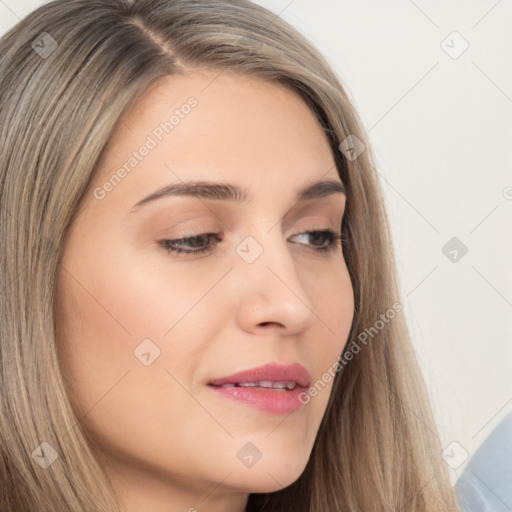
[233,232,317,336]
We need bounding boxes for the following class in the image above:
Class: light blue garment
[455,412,512,512]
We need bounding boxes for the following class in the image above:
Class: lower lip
[208,385,307,415]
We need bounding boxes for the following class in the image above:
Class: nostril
[258,321,284,328]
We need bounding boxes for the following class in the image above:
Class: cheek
[54,259,212,463]
[308,257,354,350]
[303,261,354,409]
[55,265,137,417]
[56,244,215,352]
[54,248,225,422]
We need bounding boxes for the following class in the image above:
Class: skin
[55,69,355,512]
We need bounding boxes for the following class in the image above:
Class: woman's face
[56,69,354,511]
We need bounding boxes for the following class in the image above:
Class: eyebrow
[128,178,347,213]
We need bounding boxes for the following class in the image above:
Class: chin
[226,454,309,493]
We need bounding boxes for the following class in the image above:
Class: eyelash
[158,229,347,257]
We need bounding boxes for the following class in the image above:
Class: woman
[0,0,460,510]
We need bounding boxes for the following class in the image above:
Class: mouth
[207,363,310,414]
[209,380,299,391]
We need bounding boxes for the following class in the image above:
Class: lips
[208,362,310,389]
[207,363,311,414]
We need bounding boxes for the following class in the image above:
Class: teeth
[217,380,298,390]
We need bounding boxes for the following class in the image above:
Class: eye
[158,233,221,256]
[289,229,345,254]
[157,229,346,257]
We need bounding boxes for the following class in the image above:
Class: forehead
[87,69,339,213]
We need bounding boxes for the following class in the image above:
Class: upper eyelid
[153,202,344,232]
[162,213,343,236]
[166,225,340,240]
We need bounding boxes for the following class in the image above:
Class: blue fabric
[455,412,512,512]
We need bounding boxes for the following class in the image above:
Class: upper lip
[208,362,310,388]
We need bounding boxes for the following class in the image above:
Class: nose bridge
[233,226,317,334]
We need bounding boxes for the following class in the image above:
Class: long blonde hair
[0,1,459,510]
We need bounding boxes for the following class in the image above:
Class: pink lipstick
[208,362,310,415]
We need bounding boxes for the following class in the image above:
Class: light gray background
[1,0,511,483]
